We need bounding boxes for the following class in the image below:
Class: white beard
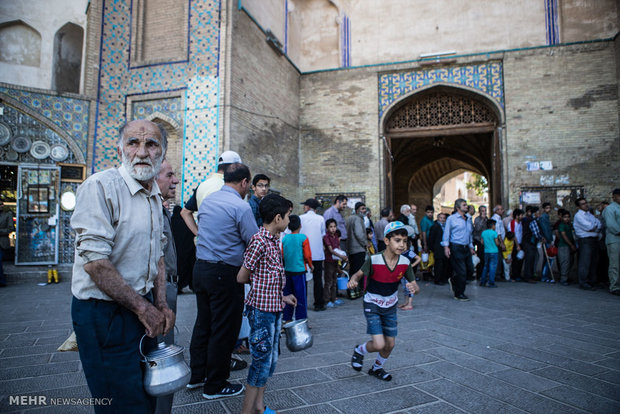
[122,151,162,182]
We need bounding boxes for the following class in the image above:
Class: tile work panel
[378,62,504,118]
[93,0,222,202]
[0,86,90,159]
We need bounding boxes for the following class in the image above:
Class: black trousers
[449,244,473,296]
[434,256,451,284]
[474,240,485,278]
[189,260,244,394]
[522,241,537,281]
[312,260,325,308]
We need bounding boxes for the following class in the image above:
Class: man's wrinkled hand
[138,305,166,338]
[159,306,176,335]
[347,278,358,289]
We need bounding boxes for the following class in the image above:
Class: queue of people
[68,119,620,413]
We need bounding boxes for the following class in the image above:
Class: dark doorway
[383,85,502,218]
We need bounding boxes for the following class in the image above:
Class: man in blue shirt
[442,198,476,301]
[188,163,259,400]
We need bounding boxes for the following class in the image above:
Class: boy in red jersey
[348,221,417,381]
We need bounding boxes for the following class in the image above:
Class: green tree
[466,174,488,197]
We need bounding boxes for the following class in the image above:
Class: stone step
[2,263,73,285]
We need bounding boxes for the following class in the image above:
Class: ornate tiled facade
[93,0,222,202]
[0,86,90,159]
[378,62,504,118]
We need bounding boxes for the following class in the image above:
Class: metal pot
[139,334,191,396]
[283,319,313,352]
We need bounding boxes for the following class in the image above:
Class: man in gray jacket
[346,202,368,276]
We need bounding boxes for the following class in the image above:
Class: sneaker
[488,284,497,288]
[351,347,364,371]
[549,279,556,284]
[202,383,244,400]
[326,302,335,308]
[230,357,248,371]
[313,305,326,312]
[334,298,344,306]
[479,282,486,287]
[368,367,392,381]
[560,281,569,286]
[454,294,470,301]
[579,283,595,291]
[186,380,205,389]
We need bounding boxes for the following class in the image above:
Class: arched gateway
[381,84,504,211]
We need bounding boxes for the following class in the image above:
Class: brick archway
[382,85,503,214]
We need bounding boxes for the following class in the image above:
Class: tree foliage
[466,174,488,197]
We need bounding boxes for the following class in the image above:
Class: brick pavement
[1,279,619,413]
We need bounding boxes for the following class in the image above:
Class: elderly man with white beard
[71,119,175,413]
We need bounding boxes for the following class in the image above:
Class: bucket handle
[139,325,180,360]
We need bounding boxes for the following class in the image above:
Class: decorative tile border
[378,62,504,118]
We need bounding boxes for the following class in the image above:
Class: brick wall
[228,9,301,203]
[504,41,619,205]
[299,67,383,214]
[297,40,619,216]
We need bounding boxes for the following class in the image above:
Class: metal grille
[386,93,496,131]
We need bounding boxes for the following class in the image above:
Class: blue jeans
[363,304,398,337]
[72,296,156,414]
[283,272,307,321]
[541,243,554,280]
[246,306,282,388]
[481,253,499,286]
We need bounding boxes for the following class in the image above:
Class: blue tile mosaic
[0,86,90,159]
[378,62,504,118]
[93,0,222,203]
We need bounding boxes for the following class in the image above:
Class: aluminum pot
[139,334,191,396]
[283,319,313,352]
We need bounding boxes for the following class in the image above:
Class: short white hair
[400,204,410,214]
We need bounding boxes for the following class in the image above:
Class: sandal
[368,367,392,381]
[230,357,248,371]
[351,347,364,371]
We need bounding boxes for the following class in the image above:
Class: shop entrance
[382,85,503,216]
[15,165,60,264]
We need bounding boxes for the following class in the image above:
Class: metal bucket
[283,319,313,352]
[139,334,191,396]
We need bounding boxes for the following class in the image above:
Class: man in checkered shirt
[237,193,297,414]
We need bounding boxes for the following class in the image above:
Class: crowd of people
[67,119,620,413]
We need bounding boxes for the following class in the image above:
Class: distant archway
[382,84,503,220]
[52,23,84,93]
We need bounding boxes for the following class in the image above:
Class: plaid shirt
[530,218,543,242]
[244,227,286,312]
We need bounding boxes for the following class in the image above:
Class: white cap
[218,150,242,164]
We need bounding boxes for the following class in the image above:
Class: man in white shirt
[573,197,602,290]
[300,198,326,311]
[71,119,175,412]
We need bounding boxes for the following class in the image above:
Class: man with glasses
[573,197,602,290]
[248,174,271,227]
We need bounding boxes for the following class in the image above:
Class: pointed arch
[0,20,42,67]
[53,22,84,93]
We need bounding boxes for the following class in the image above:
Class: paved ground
[1,277,619,413]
